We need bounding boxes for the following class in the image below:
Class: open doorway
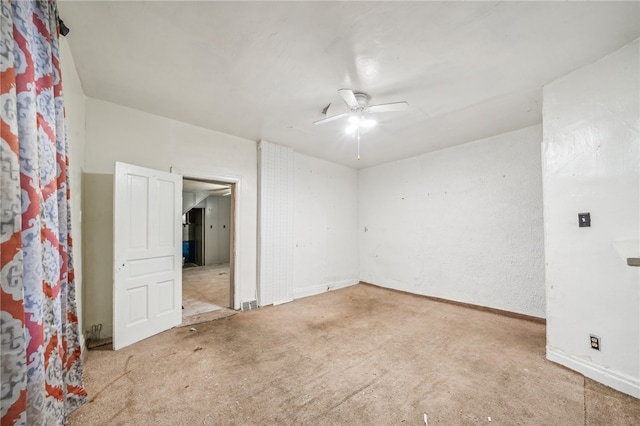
[181,178,235,324]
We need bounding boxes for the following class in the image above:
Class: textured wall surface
[359,125,545,318]
[258,141,294,306]
[543,39,639,397]
[292,153,359,299]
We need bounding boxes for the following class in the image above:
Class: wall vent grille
[242,300,258,311]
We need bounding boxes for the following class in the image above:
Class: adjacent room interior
[181,178,234,323]
[2,1,638,424]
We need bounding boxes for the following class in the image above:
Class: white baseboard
[292,279,359,300]
[547,346,640,398]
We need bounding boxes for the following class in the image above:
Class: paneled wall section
[258,140,294,306]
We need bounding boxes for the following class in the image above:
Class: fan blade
[313,113,348,125]
[366,101,409,113]
[338,89,359,109]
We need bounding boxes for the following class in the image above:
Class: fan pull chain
[357,127,361,160]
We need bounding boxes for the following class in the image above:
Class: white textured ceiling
[59,1,639,169]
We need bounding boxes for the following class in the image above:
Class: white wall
[59,37,87,342]
[82,98,257,336]
[359,125,545,318]
[293,153,359,299]
[182,191,209,215]
[543,39,639,398]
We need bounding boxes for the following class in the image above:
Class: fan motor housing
[354,93,370,109]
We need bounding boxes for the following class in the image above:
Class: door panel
[114,162,182,350]
[128,175,149,250]
[157,179,175,247]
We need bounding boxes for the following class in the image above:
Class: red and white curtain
[1,0,87,424]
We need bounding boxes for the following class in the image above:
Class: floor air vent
[242,300,258,311]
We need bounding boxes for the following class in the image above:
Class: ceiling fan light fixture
[315,89,408,159]
[347,114,376,130]
[345,125,358,134]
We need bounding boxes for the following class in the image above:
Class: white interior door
[113,162,182,350]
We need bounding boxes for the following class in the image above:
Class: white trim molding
[292,279,359,300]
[547,346,640,399]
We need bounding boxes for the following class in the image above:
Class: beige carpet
[71,284,639,425]
[182,263,231,322]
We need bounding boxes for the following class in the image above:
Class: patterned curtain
[1,0,87,424]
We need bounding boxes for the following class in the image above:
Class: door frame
[179,170,240,310]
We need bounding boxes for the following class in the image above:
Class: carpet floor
[70,284,639,425]
[182,263,231,318]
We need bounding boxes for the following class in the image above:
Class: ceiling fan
[313,88,408,126]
